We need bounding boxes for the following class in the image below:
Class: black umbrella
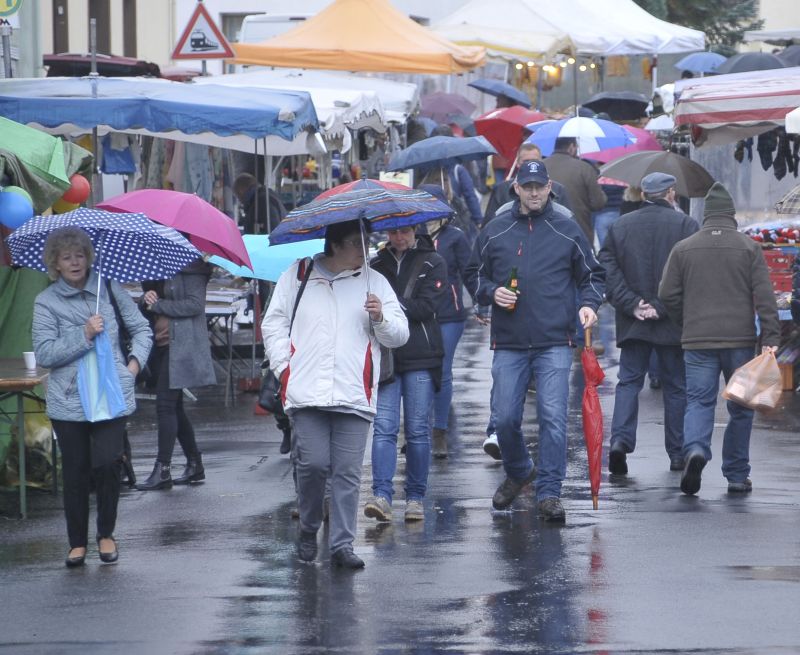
[468,78,532,108]
[715,52,787,75]
[582,91,649,122]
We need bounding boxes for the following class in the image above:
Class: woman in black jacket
[364,228,446,523]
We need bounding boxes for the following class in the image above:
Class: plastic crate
[770,272,793,292]
[763,250,795,272]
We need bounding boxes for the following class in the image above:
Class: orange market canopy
[230,0,486,74]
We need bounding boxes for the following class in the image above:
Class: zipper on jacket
[421,322,432,349]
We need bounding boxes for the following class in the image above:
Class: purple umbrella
[420,92,476,124]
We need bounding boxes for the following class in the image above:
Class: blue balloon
[0,189,34,229]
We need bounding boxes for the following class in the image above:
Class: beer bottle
[504,266,519,311]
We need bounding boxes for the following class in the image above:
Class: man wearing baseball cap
[598,172,698,477]
[472,159,605,522]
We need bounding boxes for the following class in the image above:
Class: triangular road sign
[172,2,234,60]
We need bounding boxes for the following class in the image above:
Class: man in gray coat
[544,137,607,245]
[659,182,779,496]
[599,172,698,475]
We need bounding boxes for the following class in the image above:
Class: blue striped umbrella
[5,207,200,283]
[269,183,452,245]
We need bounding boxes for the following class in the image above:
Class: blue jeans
[683,348,755,483]
[432,320,465,430]
[593,208,620,249]
[492,347,572,500]
[372,370,435,502]
[610,340,686,458]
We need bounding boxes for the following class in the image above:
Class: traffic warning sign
[172,2,234,60]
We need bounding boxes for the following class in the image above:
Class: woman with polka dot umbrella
[5,207,200,312]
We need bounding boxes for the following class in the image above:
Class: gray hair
[43,227,95,281]
[643,189,671,203]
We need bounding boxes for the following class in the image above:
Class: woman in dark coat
[364,227,447,523]
[136,257,217,490]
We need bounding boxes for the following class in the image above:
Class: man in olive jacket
[659,182,779,496]
[599,172,698,476]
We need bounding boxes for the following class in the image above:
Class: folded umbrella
[386,135,496,173]
[468,78,532,108]
[581,328,605,510]
[98,189,252,270]
[599,151,715,198]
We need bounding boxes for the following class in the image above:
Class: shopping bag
[721,351,782,411]
[77,331,127,422]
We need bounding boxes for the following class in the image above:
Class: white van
[237,12,317,44]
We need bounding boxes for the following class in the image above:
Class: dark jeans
[153,345,199,464]
[610,340,686,458]
[52,417,126,549]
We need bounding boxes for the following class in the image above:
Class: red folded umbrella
[581,328,605,510]
[474,106,547,168]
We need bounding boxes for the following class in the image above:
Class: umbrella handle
[584,327,593,349]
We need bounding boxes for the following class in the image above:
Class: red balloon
[62,174,91,204]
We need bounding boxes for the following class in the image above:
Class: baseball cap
[515,160,549,186]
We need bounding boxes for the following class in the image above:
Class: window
[88,0,110,54]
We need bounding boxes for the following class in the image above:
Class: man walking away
[659,183,779,496]
[544,138,607,246]
[598,173,698,475]
[474,160,605,522]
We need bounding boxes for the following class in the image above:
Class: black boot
[279,428,291,455]
[173,453,205,485]
[136,461,173,491]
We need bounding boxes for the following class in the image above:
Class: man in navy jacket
[473,160,605,522]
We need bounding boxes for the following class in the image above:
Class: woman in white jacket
[262,219,408,569]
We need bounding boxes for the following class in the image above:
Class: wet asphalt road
[2,306,800,654]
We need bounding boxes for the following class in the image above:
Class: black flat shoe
[65,548,86,568]
[97,537,119,565]
[331,547,365,569]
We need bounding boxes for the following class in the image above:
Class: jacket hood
[182,257,212,277]
[54,269,100,298]
[510,198,553,220]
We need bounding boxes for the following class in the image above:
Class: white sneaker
[482,433,501,460]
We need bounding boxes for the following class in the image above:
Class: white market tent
[743,28,800,44]
[674,68,800,146]
[434,0,704,60]
[787,106,800,134]
[194,69,388,153]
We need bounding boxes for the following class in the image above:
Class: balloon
[3,185,33,205]
[62,174,91,204]
[0,190,34,229]
[52,198,80,214]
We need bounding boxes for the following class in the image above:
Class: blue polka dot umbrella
[5,207,201,286]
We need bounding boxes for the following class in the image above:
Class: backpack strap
[289,257,314,335]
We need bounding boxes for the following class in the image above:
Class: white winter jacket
[262,256,409,416]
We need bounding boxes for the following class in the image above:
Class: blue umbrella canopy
[674,52,727,74]
[468,78,532,108]
[210,236,324,282]
[5,207,200,282]
[386,135,497,172]
[269,182,452,245]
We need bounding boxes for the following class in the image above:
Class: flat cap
[640,172,676,194]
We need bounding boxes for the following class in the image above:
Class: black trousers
[152,345,199,465]
[52,417,126,549]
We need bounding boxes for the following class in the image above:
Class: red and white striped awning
[675,68,800,146]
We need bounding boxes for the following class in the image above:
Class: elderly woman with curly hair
[32,227,152,568]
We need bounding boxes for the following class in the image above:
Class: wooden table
[0,359,49,519]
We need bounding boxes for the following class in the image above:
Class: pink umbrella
[584,125,663,165]
[98,190,252,270]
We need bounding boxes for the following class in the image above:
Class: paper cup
[23,351,36,370]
